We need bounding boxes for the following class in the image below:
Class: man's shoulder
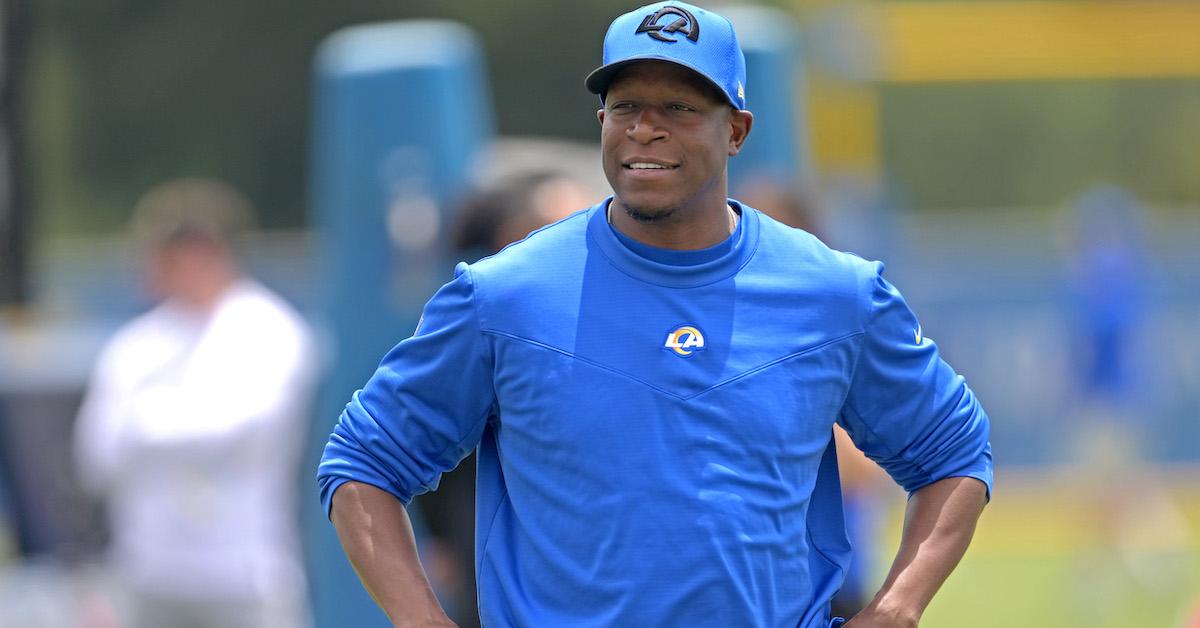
[93,303,192,377]
[751,208,847,257]
[449,206,595,329]
[223,280,305,321]
[467,206,593,281]
[105,302,181,347]
[749,207,879,289]
[216,280,314,346]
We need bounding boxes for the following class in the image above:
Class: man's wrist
[858,596,921,628]
[391,612,457,628]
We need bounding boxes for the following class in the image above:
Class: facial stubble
[621,203,677,223]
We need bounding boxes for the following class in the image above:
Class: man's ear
[728,109,754,156]
[597,108,605,126]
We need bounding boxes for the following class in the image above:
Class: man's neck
[608,198,738,251]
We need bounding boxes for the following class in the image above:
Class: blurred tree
[23,0,635,235]
[1,0,28,305]
[17,0,1199,237]
[880,80,1200,211]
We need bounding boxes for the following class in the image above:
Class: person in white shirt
[74,178,315,628]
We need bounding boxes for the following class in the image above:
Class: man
[75,178,314,628]
[319,3,992,627]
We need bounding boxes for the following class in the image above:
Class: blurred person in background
[413,170,591,628]
[739,177,890,618]
[73,178,315,628]
[1061,184,1193,618]
[453,171,595,262]
[1064,184,1147,434]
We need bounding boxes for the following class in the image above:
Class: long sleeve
[318,263,497,515]
[838,262,993,498]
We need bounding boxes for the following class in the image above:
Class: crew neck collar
[587,197,759,288]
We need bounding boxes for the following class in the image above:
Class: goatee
[623,204,676,223]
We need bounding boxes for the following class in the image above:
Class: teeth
[628,162,669,169]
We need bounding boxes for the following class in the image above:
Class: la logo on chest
[664,324,706,357]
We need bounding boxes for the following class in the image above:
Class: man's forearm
[330,481,455,627]
[851,476,988,627]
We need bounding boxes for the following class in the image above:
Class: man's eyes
[609,102,697,112]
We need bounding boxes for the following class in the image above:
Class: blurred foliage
[19,1,1200,235]
[23,0,638,234]
[881,80,1200,211]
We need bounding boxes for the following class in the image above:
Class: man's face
[598,61,751,222]
[143,237,229,308]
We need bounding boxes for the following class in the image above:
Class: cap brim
[584,56,737,108]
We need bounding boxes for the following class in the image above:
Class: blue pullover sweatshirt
[318,200,993,628]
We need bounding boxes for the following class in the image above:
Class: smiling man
[597,60,751,251]
[318,3,992,627]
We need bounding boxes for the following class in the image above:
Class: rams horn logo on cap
[664,324,706,357]
[635,6,700,43]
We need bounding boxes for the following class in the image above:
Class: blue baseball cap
[585,1,747,110]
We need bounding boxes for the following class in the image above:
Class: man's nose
[626,108,668,144]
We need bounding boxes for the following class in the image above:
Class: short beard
[623,204,676,223]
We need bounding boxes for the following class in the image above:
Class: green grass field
[872,470,1200,628]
